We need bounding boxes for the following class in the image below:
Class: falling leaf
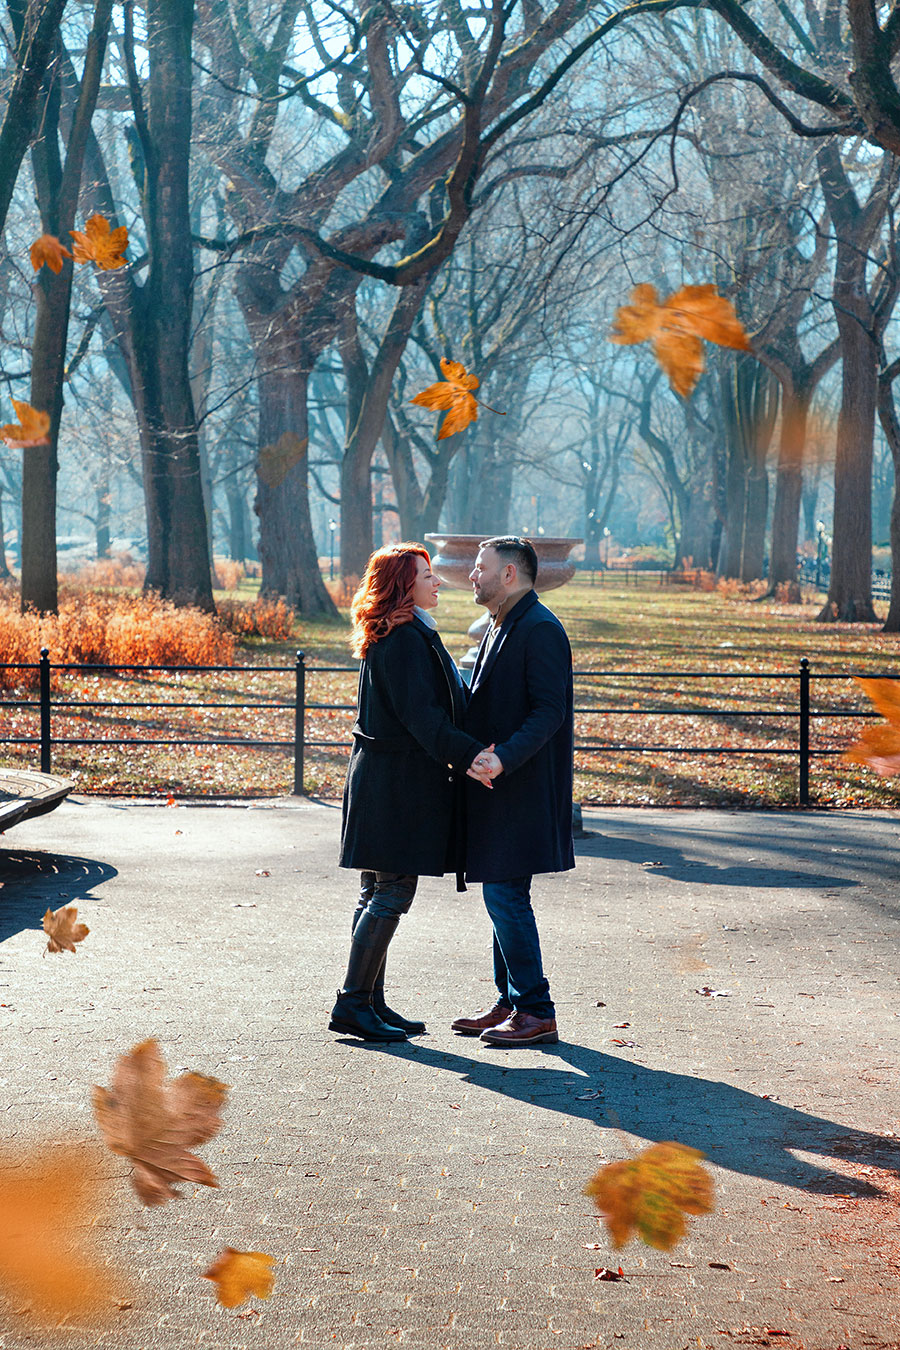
[0,399,51,448]
[203,1247,275,1308]
[92,1037,228,1205]
[0,1143,125,1320]
[584,1141,715,1250]
[43,904,89,954]
[843,678,900,777]
[410,357,498,440]
[610,283,752,397]
[594,1266,625,1280]
[30,233,74,273]
[257,432,308,489]
[69,213,128,269]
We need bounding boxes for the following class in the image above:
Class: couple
[330,535,575,1047]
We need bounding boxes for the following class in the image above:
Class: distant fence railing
[0,650,896,805]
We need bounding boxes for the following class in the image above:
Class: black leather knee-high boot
[372,949,427,1035]
[329,911,407,1042]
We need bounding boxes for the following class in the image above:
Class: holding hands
[467,743,504,788]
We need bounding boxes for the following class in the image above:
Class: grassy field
[3,573,900,807]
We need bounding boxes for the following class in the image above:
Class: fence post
[39,647,51,773]
[293,649,306,796]
[799,656,810,805]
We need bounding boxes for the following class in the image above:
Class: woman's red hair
[349,543,431,657]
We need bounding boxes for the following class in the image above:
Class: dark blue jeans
[483,876,555,1019]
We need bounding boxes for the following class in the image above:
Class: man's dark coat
[339,616,481,878]
[464,589,575,884]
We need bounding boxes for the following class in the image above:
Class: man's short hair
[480,535,538,586]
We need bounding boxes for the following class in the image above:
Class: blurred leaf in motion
[844,678,900,777]
[0,399,51,448]
[258,432,308,489]
[611,284,752,397]
[30,234,73,273]
[0,1144,124,1319]
[584,1141,714,1250]
[93,1038,228,1205]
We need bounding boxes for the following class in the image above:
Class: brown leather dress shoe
[480,1011,558,1046]
[451,1002,513,1035]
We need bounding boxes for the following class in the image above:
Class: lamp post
[328,519,336,581]
[602,526,611,568]
[815,520,825,590]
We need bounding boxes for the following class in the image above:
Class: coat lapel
[470,590,537,696]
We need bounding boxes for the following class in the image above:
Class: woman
[331,543,489,1042]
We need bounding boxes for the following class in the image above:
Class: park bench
[0,769,73,834]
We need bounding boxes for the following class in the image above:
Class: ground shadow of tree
[0,850,117,941]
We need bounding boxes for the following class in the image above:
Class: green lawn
[4,574,900,807]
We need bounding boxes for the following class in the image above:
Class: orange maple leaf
[843,677,900,777]
[69,213,129,270]
[584,1141,714,1250]
[411,357,504,440]
[0,1143,126,1321]
[43,904,89,954]
[0,399,51,448]
[30,233,74,274]
[611,283,752,397]
[203,1247,276,1307]
[92,1038,228,1205]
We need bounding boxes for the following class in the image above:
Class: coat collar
[470,589,538,693]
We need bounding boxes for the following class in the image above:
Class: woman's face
[411,554,442,610]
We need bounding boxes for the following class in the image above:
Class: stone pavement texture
[0,799,899,1350]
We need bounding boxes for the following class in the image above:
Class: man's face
[469,546,505,608]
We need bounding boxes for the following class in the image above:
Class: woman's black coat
[339,616,482,878]
[463,589,575,883]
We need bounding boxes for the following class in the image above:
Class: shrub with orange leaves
[216,596,294,639]
[65,554,146,590]
[212,558,246,591]
[0,590,236,688]
[325,574,359,608]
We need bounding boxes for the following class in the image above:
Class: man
[452,536,575,1046]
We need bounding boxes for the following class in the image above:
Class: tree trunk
[256,365,337,615]
[21,272,66,611]
[768,385,812,598]
[816,141,890,622]
[741,466,768,581]
[226,477,247,562]
[95,474,110,558]
[339,277,430,577]
[717,355,778,581]
[819,315,878,621]
[20,0,113,612]
[0,0,69,238]
[0,487,10,579]
[875,370,900,631]
[140,0,213,608]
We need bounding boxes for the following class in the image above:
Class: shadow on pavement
[357,1038,900,1197]
[0,850,117,941]
[575,830,858,889]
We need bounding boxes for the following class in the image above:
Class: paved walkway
[1,800,899,1350]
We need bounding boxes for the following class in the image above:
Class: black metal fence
[0,649,896,805]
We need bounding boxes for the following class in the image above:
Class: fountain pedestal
[425,533,582,667]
